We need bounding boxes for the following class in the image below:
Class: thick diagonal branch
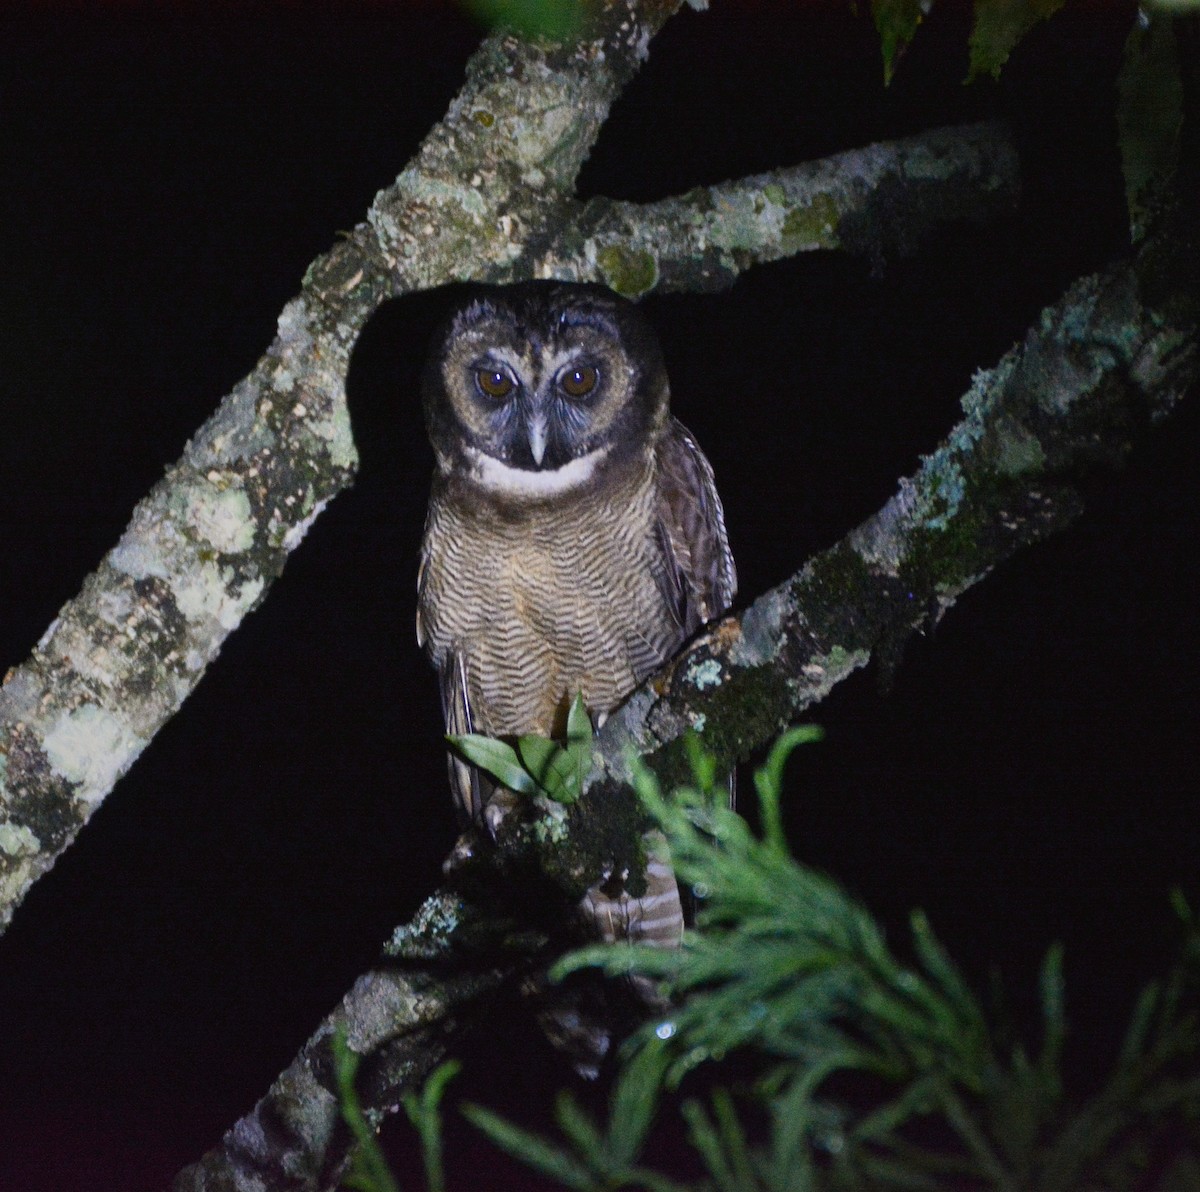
[0,0,685,934]
[170,213,1196,1190]
[0,100,1014,934]
[170,889,545,1192]
[583,216,1198,803]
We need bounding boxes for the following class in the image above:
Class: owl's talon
[442,834,476,875]
[483,788,521,840]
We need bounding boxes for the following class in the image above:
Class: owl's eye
[559,364,598,399]
[475,368,514,400]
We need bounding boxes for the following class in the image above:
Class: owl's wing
[653,418,738,811]
[418,533,485,827]
[439,651,486,827]
[653,417,737,637]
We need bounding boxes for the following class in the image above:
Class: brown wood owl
[417,282,736,960]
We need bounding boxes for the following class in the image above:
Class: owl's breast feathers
[418,416,734,829]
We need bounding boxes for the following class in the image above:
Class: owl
[417,281,736,966]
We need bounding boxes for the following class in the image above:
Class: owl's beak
[526,412,549,466]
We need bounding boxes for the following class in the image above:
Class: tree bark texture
[0,1,1014,938]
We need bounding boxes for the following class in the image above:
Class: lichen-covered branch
[0,0,684,934]
[173,206,1196,1191]
[526,121,1020,295]
[582,210,1198,806]
[0,0,1008,935]
[170,890,545,1192]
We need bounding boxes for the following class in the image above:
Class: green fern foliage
[337,726,1200,1190]
[537,731,1200,1190]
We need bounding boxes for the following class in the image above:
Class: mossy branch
[170,891,541,1192]
[431,196,1199,903]
[168,193,1198,1190]
[0,0,1011,936]
[528,121,1020,296]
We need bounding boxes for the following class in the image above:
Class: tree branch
[170,889,542,1192]
[0,0,686,933]
[526,121,1020,295]
[583,208,1198,799]
[168,203,1197,1190]
[0,2,1011,934]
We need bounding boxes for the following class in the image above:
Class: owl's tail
[579,831,684,950]
[528,831,683,1079]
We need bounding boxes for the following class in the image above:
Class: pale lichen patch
[687,658,723,690]
[173,484,256,555]
[276,297,315,354]
[915,457,966,531]
[42,705,144,807]
[110,514,183,583]
[387,893,464,959]
[0,820,39,858]
[303,395,357,474]
[532,796,570,844]
[173,560,264,631]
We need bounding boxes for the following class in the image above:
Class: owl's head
[422,282,669,497]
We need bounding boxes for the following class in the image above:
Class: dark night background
[1,4,1196,1190]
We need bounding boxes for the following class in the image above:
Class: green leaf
[463,1103,596,1190]
[546,747,586,803]
[516,735,583,804]
[401,1060,460,1192]
[460,0,586,41]
[1037,943,1065,1086]
[606,1039,672,1167]
[870,0,926,85]
[966,0,1067,82]
[681,1098,739,1192]
[516,734,560,787]
[753,725,822,854]
[565,691,593,747]
[552,1090,604,1163]
[446,734,537,795]
[501,695,594,803]
[331,1028,403,1192]
[909,908,983,1031]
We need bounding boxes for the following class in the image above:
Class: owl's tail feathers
[527,833,683,1079]
[580,833,685,950]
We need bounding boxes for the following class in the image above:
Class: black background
[1,4,1197,1189]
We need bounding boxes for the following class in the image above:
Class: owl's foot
[483,786,522,839]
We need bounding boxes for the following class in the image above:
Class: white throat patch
[464,445,608,498]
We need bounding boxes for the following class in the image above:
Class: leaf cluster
[465,732,1200,1191]
[447,692,594,806]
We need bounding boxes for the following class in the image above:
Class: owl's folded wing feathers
[653,417,737,636]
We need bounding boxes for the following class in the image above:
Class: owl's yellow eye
[475,368,514,400]
[559,364,598,399]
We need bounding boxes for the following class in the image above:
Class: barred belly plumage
[421,457,674,739]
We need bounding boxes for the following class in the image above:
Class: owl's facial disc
[467,346,605,473]
[424,282,669,497]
